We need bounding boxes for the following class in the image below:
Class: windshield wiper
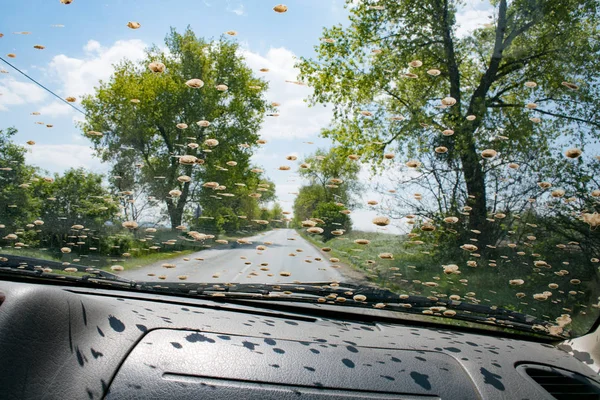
[0,257,560,338]
[135,282,548,325]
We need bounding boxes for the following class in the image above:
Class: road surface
[120,229,346,284]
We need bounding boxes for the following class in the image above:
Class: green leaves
[80,28,273,229]
[298,0,600,237]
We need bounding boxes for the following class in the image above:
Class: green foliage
[81,27,274,229]
[293,184,329,225]
[0,128,42,233]
[297,0,600,234]
[298,147,361,204]
[28,168,120,250]
[310,202,351,242]
[293,147,361,235]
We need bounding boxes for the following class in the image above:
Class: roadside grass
[0,244,196,273]
[297,228,600,336]
[0,247,61,263]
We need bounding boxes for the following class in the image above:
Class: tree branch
[532,109,600,129]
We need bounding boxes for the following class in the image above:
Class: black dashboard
[0,279,599,399]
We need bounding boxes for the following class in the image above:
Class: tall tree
[297,0,600,244]
[293,148,359,238]
[81,28,273,229]
[297,147,361,206]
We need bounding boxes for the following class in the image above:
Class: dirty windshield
[0,0,599,339]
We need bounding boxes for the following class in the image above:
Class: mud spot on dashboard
[108,316,125,332]
[242,340,259,350]
[310,348,320,354]
[557,344,572,352]
[270,364,280,368]
[444,347,461,353]
[573,350,594,364]
[284,321,299,326]
[273,348,285,354]
[346,345,359,353]
[415,357,427,362]
[97,326,105,337]
[410,371,431,390]
[75,347,85,366]
[341,358,355,368]
[171,342,182,349]
[217,335,231,340]
[91,348,103,359]
[264,338,277,346]
[304,366,316,372]
[136,324,148,332]
[466,341,478,347]
[80,301,88,326]
[391,357,401,363]
[481,367,505,391]
[492,363,501,368]
[343,340,357,345]
[186,333,216,343]
[181,307,189,311]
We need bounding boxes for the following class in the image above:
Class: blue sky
[0,0,492,232]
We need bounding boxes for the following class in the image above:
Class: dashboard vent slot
[523,366,600,400]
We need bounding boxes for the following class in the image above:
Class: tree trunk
[166,179,192,230]
[459,141,488,230]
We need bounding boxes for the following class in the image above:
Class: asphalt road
[120,229,345,284]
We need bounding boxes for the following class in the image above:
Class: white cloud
[38,101,74,118]
[25,144,107,174]
[455,9,493,37]
[227,2,245,15]
[240,47,333,140]
[47,39,147,99]
[0,77,48,111]
[455,0,494,38]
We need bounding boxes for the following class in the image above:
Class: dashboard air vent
[520,365,600,400]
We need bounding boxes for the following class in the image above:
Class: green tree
[298,0,600,244]
[293,184,329,225]
[0,128,41,238]
[311,202,351,242]
[30,168,120,252]
[298,147,361,206]
[81,27,273,229]
[293,147,360,233]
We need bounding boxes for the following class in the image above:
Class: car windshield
[1,0,599,339]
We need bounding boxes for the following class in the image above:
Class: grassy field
[297,229,600,337]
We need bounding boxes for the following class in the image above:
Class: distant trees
[0,128,120,254]
[0,128,41,234]
[31,168,120,251]
[293,148,360,240]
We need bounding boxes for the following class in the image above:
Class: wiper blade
[175,282,553,332]
[134,281,558,337]
[0,253,135,285]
